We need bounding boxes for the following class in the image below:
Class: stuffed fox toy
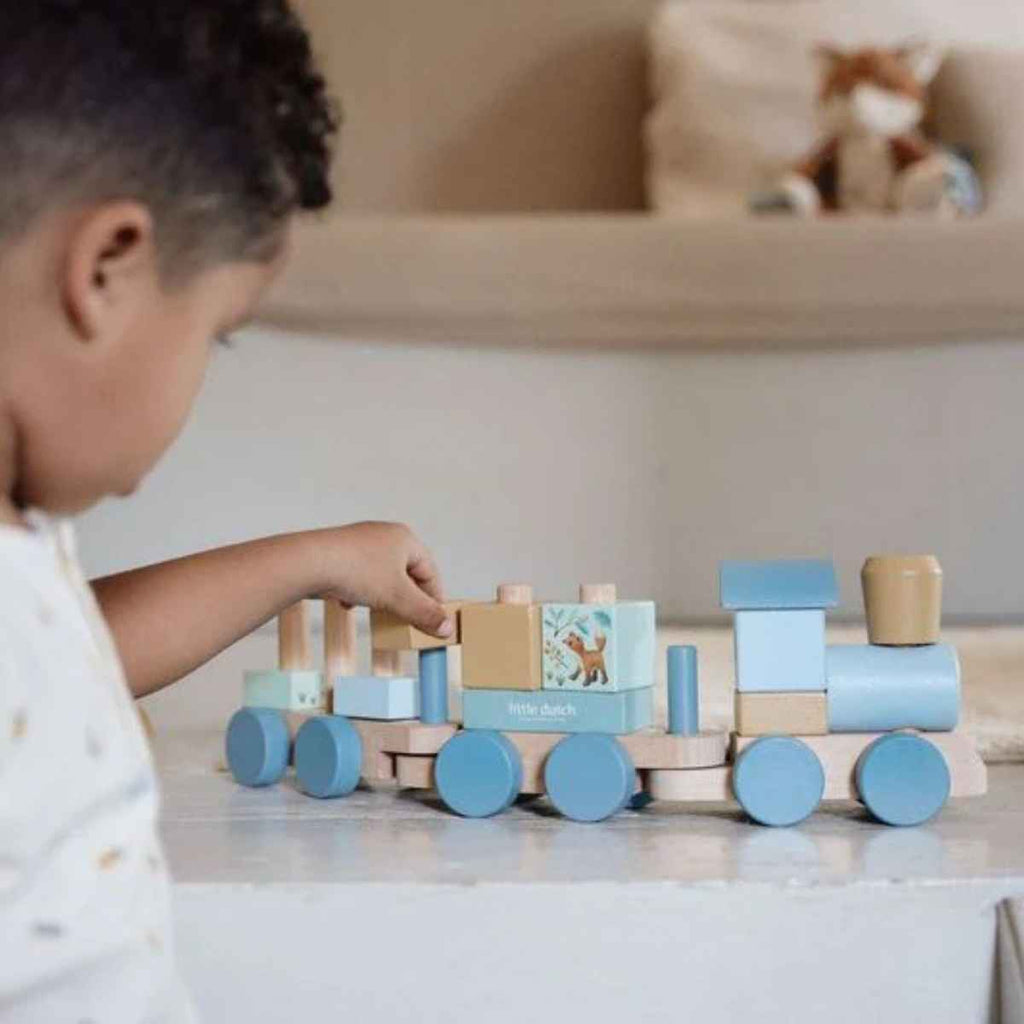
[755,44,981,217]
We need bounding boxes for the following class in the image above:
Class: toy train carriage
[224,558,986,825]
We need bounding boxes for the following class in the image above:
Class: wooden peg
[278,601,312,670]
[372,648,402,677]
[324,598,358,677]
[861,555,943,645]
[497,583,533,605]
[579,583,616,604]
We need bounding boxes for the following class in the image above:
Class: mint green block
[462,686,653,734]
[243,669,325,711]
[541,601,655,693]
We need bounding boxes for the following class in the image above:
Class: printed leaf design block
[541,602,655,693]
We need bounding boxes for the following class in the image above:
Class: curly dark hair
[0,0,337,277]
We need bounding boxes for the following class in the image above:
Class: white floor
[160,731,1024,1023]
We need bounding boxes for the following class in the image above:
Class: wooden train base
[227,707,986,826]
[227,561,989,827]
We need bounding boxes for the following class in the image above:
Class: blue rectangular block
[462,686,653,735]
[541,601,655,692]
[826,643,960,732]
[734,609,825,692]
[331,676,419,720]
[720,559,838,610]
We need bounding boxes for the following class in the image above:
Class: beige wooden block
[367,750,396,783]
[360,739,395,783]
[861,554,943,645]
[461,595,542,691]
[579,582,617,604]
[370,601,464,651]
[646,766,733,803]
[351,719,458,756]
[621,729,729,769]
[395,755,435,789]
[734,692,828,737]
[323,599,358,677]
[278,601,313,670]
[497,583,533,605]
[501,728,728,770]
[732,730,987,799]
[371,649,402,676]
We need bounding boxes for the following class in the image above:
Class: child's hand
[313,522,453,638]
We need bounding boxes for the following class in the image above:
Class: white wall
[77,329,1024,621]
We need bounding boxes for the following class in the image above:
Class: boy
[0,2,452,1020]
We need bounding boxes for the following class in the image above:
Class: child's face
[3,209,286,515]
[73,258,281,503]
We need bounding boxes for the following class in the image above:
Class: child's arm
[91,522,452,698]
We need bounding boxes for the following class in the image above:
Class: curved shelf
[257,214,1024,348]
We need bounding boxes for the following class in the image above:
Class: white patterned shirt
[0,513,195,1022]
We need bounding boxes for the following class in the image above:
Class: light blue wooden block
[225,708,289,788]
[461,686,653,734]
[294,716,363,799]
[544,734,635,822]
[541,600,655,692]
[855,733,950,826]
[734,609,825,692]
[419,648,449,724]
[732,735,824,827]
[435,730,522,818]
[720,559,838,610]
[243,669,324,711]
[667,644,700,735]
[331,675,419,720]
[826,643,960,732]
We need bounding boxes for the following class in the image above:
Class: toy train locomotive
[225,556,986,825]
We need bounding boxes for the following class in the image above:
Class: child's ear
[62,201,157,344]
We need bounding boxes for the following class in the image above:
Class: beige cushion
[294,0,658,213]
[931,49,1024,214]
[646,1,1024,217]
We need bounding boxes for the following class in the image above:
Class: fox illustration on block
[565,632,609,687]
[753,43,981,217]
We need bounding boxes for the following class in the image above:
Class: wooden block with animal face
[541,594,655,693]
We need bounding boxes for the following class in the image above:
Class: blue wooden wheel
[225,707,289,788]
[294,716,363,798]
[435,730,522,818]
[544,734,635,823]
[733,736,824,827]
[856,733,950,826]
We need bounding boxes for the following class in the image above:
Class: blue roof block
[719,559,839,610]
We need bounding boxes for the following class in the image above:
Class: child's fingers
[406,547,444,603]
[392,580,453,638]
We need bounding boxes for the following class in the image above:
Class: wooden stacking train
[225,556,986,825]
